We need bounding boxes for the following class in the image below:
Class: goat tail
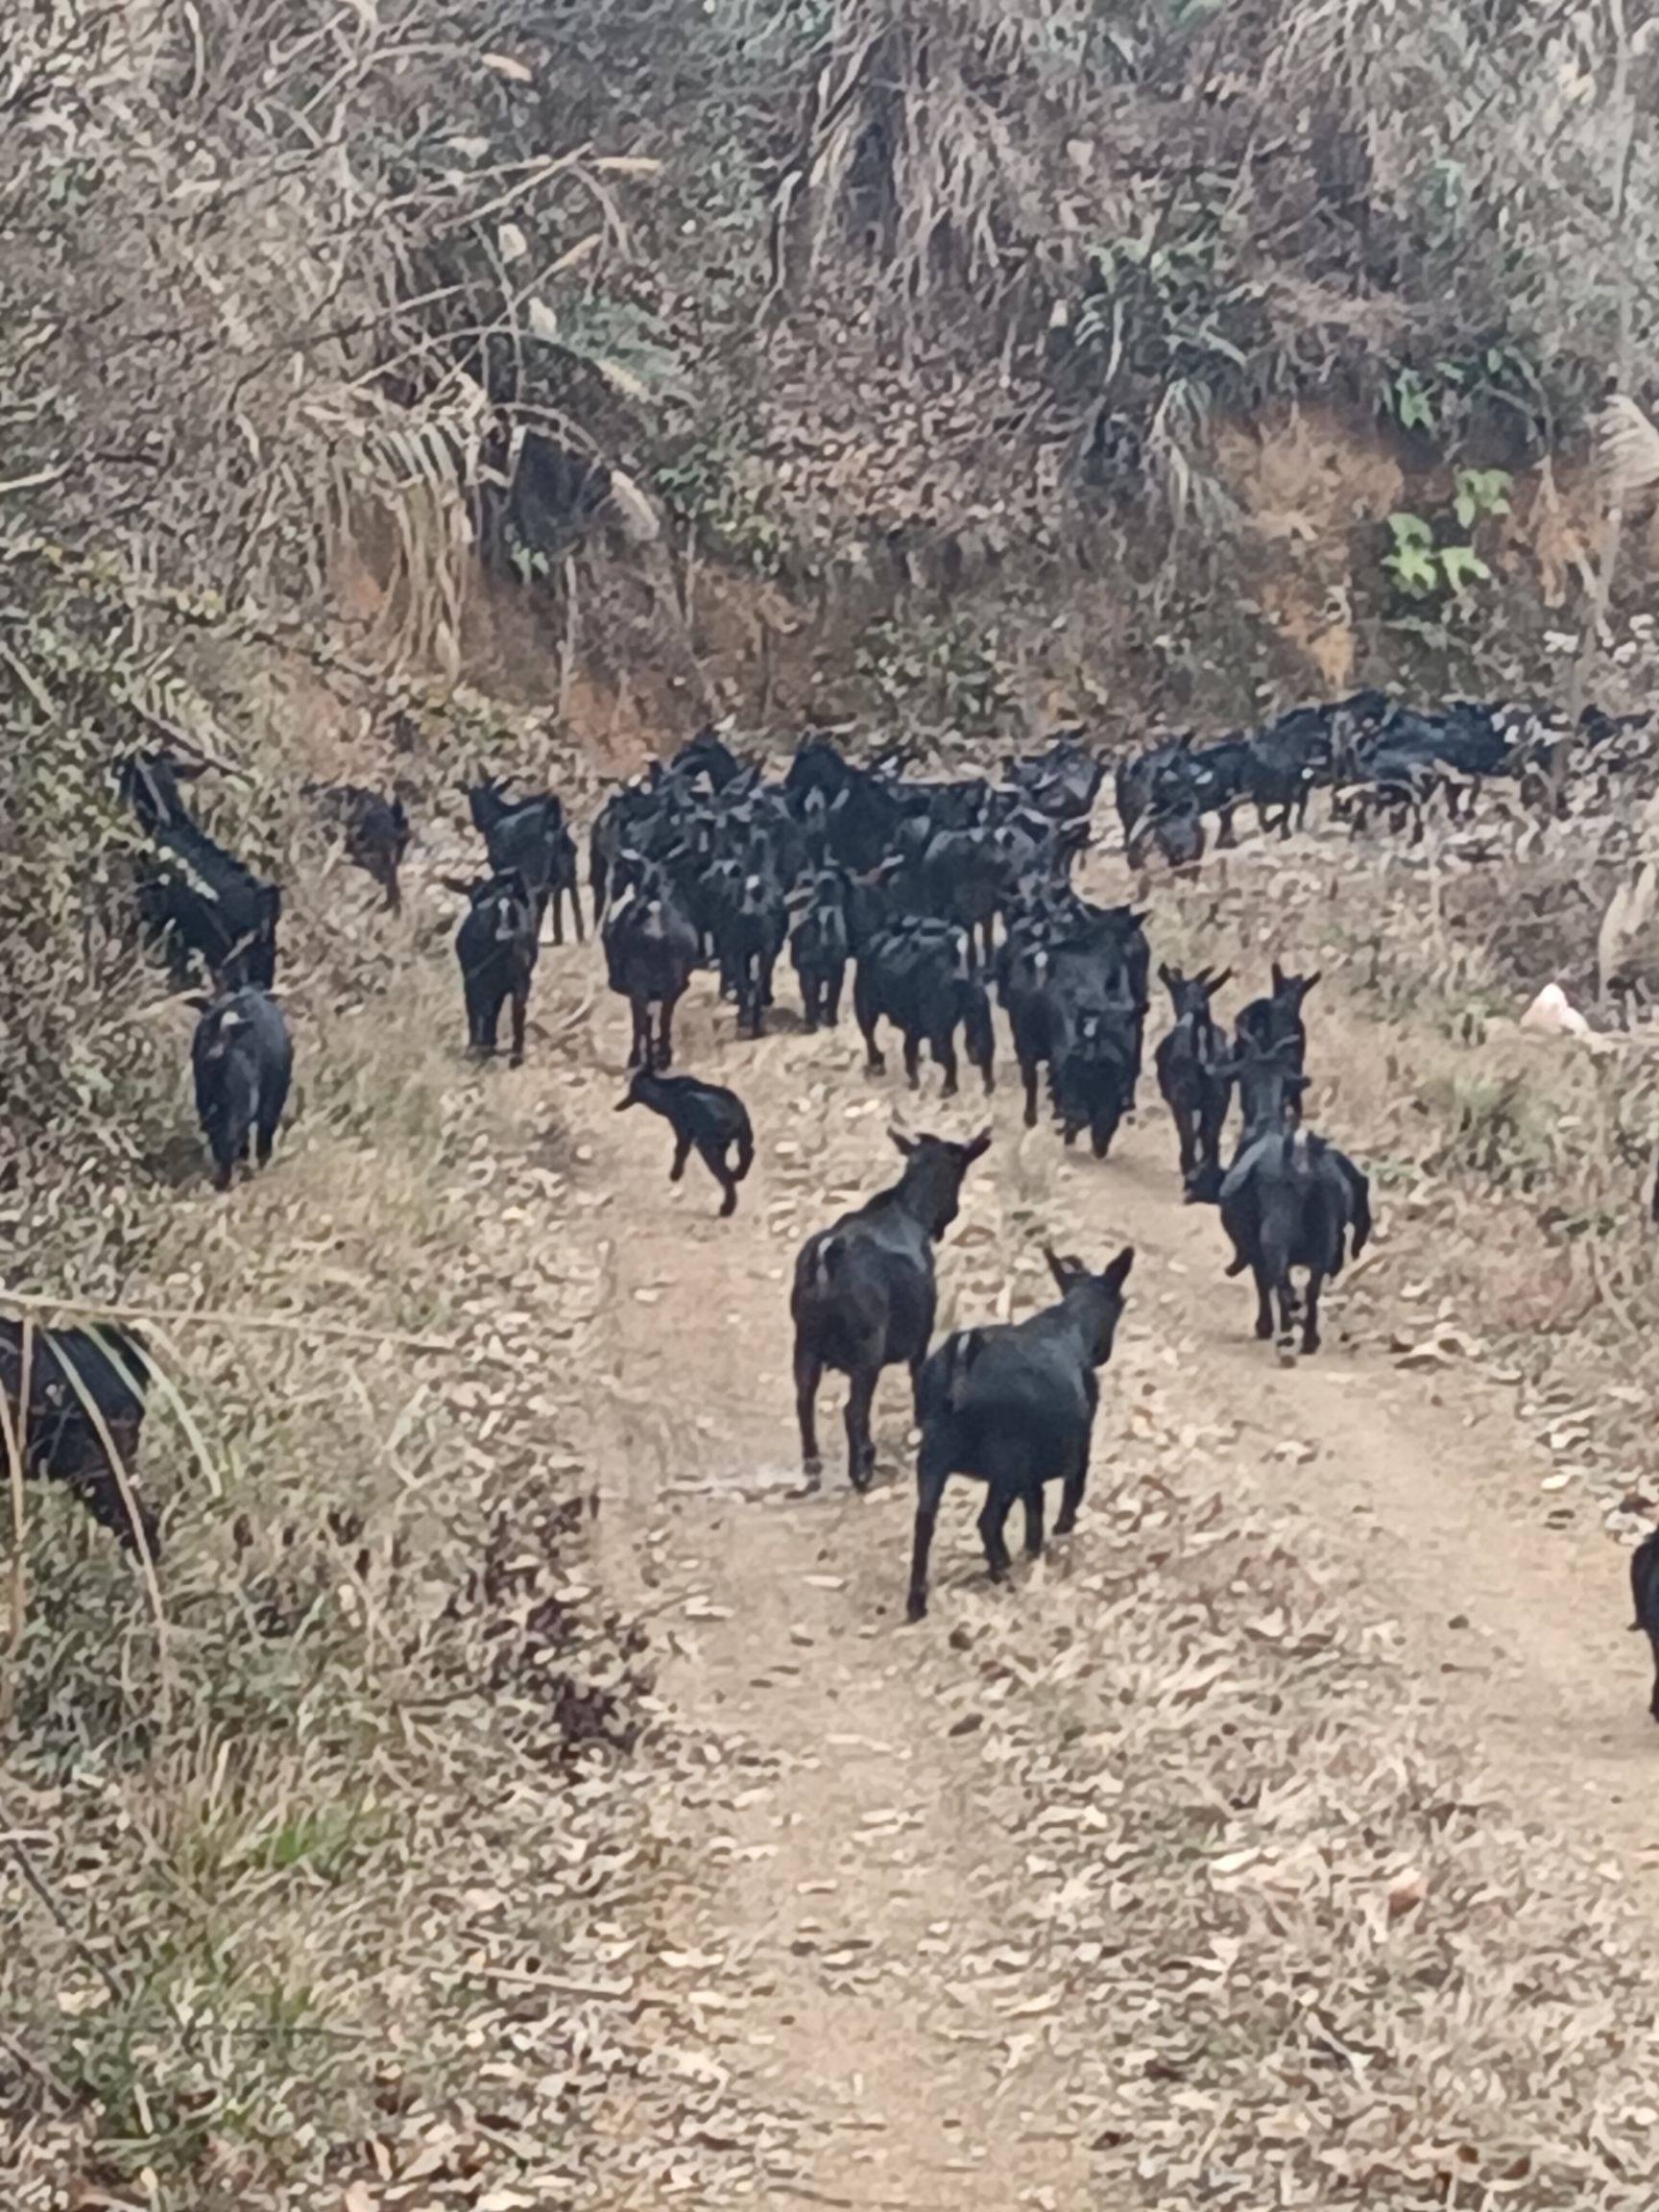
[935,1328,984,1412]
[808,1234,842,1286]
[733,1123,755,1183]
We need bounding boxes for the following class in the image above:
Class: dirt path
[528,934,1659,2206]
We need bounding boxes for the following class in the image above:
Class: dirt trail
[531,934,1659,2205]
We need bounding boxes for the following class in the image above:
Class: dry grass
[1137,792,1659,1523]
[0,836,665,2205]
[940,1444,1659,2209]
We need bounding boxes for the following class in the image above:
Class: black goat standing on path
[791,1129,991,1492]
[788,869,851,1029]
[616,1070,755,1216]
[602,863,700,1070]
[1213,1053,1371,1360]
[447,871,540,1066]
[1154,963,1233,1195]
[907,1247,1134,1621]
[1236,961,1320,1071]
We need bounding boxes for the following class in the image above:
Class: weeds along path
[531,935,1659,2211]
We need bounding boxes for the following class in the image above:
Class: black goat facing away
[1630,1528,1659,1723]
[447,871,540,1066]
[791,1129,991,1492]
[1211,1045,1371,1361]
[906,1246,1134,1621]
[0,1320,159,1555]
[854,921,996,1099]
[788,869,851,1029]
[1153,964,1233,1195]
[616,1070,755,1216]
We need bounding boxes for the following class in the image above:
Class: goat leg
[698,1139,738,1217]
[1022,1483,1045,1559]
[793,1342,824,1481]
[1054,1446,1087,1537]
[977,1492,1015,1583]
[1301,1268,1324,1357]
[907,1445,951,1622]
[845,1366,878,1493]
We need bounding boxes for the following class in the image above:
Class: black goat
[999,902,1147,1132]
[1629,1528,1659,1722]
[713,868,787,1038]
[0,1319,158,1554]
[1215,1113,1371,1360]
[306,783,411,910]
[467,777,583,942]
[615,1069,755,1216]
[191,985,294,1191]
[854,922,996,1099]
[448,870,539,1066]
[602,863,699,1070]
[791,1129,991,1490]
[1154,964,1233,1194]
[906,1246,1134,1621]
[119,753,281,989]
[1049,999,1138,1158]
[1236,962,1320,1072]
[788,869,851,1028]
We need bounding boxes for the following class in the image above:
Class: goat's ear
[1288,1072,1311,1094]
[1100,1246,1136,1294]
[1157,961,1176,988]
[172,759,207,782]
[963,1128,993,1164]
[890,1129,918,1158]
[1208,967,1234,992]
[1301,971,1323,995]
[1270,959,1286,990]
[1043,1245,1082,1293]
[438,875,474,897]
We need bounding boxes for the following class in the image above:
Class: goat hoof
[1276,1343,1298,1369]
[906,1594,927,1623]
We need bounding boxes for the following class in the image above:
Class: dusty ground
[516,889,1659,2209]
[10,819,1659,2212]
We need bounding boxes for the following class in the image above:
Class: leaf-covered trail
[532,939,1659,2206]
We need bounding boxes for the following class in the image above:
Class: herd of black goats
[7,694,1659,1678]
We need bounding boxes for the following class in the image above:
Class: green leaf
[1439,545,1492,592]
[1387,512,1434,551]
[1393,372,1434,433]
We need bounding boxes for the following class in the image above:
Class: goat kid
[616,1070,755,1216]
